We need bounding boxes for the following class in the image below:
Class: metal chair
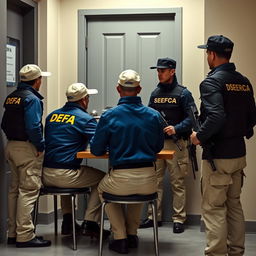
[99,192,159,256]
[34,186,90,250]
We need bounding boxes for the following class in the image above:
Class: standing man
[43,83,110,239]
[140,58,196,233]
[1,64,51,247]
[191,35,256,256]
[90,70,164,254]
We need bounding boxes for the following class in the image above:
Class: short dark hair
[24,76,42,85]
[215,51,232,60]
[119,84,139,92]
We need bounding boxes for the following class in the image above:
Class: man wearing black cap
[139,58,196,234]
[191,35,256,256]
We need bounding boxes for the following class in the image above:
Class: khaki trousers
[98,167,157,239]
[43,166,105,222]
[201,157,246,256]
[6,141,43,242]
[148,139,189,223]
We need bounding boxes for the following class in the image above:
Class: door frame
[78,8,182,85]
[0,0,38,243]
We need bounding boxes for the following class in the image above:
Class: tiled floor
[0,222,255,256]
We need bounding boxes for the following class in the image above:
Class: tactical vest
[149,84,189,138]
[209,70,253,141]
[200,69,254,158]
[1,89,32,141]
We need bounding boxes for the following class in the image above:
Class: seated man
[43,83,109,238]
[90,70,165,254]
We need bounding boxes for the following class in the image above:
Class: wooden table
[77,149,175,160]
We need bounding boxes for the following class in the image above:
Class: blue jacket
[43,102,97,169]
[90,96,165,167]
[1,82,44,151]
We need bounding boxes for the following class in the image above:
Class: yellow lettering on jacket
[6,97,21,104]
[153,97,177,104]
[226,84,250,92]
[49,114,75,125]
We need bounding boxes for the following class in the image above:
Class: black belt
[113,162,154,170]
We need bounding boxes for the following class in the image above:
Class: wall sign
[6,37,20,87]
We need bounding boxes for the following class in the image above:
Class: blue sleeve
[174,89,195,134]
[155,112,165,152]
[90,115,109,155]
[83,118,97,141]
[24,97,44,151]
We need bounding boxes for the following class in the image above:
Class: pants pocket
[20,168,42,190]
[208,173,232,206]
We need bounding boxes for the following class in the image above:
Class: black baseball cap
[150,57,176,69]
[198,35,234,53]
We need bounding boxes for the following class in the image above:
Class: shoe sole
[16,243,51,248]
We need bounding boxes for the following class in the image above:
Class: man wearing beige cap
[43,83,110,239]
[90,70,165,254]
[1,64,51,247]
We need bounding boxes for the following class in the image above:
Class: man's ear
[116,84,122,93]
[170,69,176,76]
[136,86,142,94]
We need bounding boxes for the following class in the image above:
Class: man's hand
[36,151,44,157]
[163,125,176,135]
[190,131,201,145]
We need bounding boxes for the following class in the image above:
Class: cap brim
[87,89,98,95]
[197,44,207,49]
[41,71,52,77]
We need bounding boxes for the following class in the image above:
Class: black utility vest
[149,84,188,138]
[1,89,32,141]
[201,69,254,158]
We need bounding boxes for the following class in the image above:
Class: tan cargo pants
[148,139,189,223]
[98,166,157,239]
[6,141,43,242]
[43,166,105,222]
[201,157,246,256]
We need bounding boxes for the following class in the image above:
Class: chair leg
[151,200,159,256]
[54,195,58,236]
[99,201,106,256]
[71,194,77,250]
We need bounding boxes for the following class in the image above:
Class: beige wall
[38,0,256,221]
[205,0,256,220]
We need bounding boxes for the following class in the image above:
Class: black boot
[81,220,111,239]
[61,213,81,235]
[109,238,129,254]
[139,218,162,229]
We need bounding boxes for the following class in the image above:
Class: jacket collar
[208,62,236,76]
[17,82,44,100]
[63,102,88,112]
[118,96,142,105]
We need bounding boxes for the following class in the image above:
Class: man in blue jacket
[43,83,109,239]
[90,69,165,254]
[1,64,51,247]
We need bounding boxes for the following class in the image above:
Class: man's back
[44,101,97,169]
[91,96,164,167]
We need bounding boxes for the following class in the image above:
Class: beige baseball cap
[66,83,98,102]
[19,64,51,81]
[118,69,140,87]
